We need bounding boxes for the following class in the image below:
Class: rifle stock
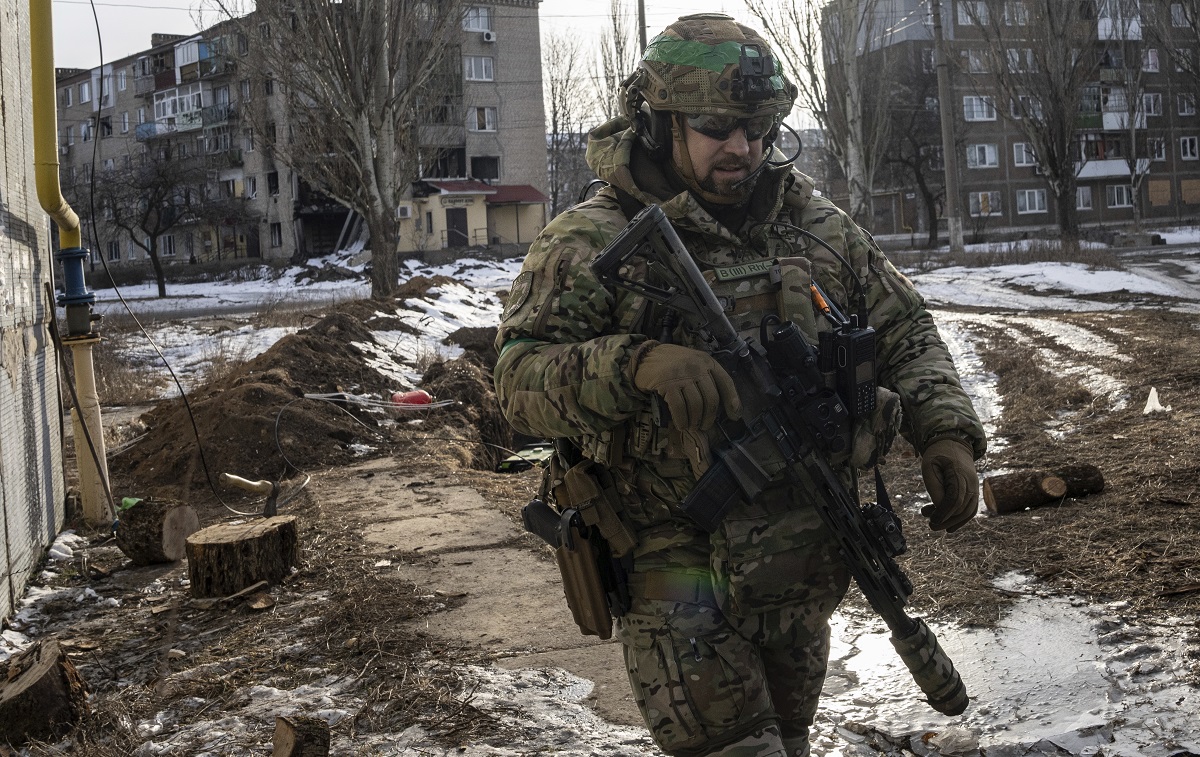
[592,204,968,716]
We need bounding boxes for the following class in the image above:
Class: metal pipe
[30,0,80,249]
[30,0,112,526]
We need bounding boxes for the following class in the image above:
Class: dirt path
[310,457,645,731]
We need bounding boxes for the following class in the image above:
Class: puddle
[814,578,1200,756]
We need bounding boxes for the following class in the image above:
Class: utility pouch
[558,461,638,558]
[522,498,614,639]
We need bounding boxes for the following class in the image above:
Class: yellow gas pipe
[30,0,113,527]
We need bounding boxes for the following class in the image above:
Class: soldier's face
[674,120,765,199]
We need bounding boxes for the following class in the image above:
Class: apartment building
[830,0,1200,238]
[56,1,548,267]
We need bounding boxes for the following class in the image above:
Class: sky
[50,0,762,72]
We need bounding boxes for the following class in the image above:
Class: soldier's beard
[696,158,759,200]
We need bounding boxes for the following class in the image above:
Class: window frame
[1182,136,1199,160]
[1105,184,1133,207]
[968,190,1002,217]
[963,95,996,121]
[469,105,498,131]
[1013,142,1037,166]
[1016,188,1048,214]
[1077,185,1093,210]
[462,6,492,31]
[464,55,495,81]
[966,143,1000,168]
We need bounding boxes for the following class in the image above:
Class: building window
[60,87,72,108]
[471,155,500,180]
[922,48,936,73]
[1006,48,1035,73]
[64,126,74,146]
[99,116,112,138]
[957,1,987,24]
[1174,48,1194,72]
[1016,188,1047,213]
[240,79,252,101]
[464,55,494,81]
[161,234,176,256]
[80,119,93,142]
[1013,142,1037,166]
[1183,136,1199,160]
[246,176,258,199]
[963,96,996,121]
[966,143,999,168]
[270,222,283,247]
[921,145,944,170]
[968,190,1001,216]
[1003,1,1029,25]
[1171,3,1190,26]
[1149,137,1166,160]
[1180,94,1197,116]
[1077,186,1093,210]
[463,6,492,31]
[963,49,987,73]
[1144,92,1162,116]
[79,81,91,103]
[107,240,120,261]
[243,128,255,152]
[1106,184,1133,207]
[138,107,147,124]
[264,77,274,96]
[268,171,280,195]
[1143,48,1159,72]
[425,211,433,234]
[1011,95,1043,119]
[121,112,129,133]
[470,106,497,131]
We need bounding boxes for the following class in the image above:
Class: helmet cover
[623,13,797,119]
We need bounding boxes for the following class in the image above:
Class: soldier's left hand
[919,438,979,533]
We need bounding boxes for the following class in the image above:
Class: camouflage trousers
[617,565,847,757]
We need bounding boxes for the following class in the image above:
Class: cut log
[1056,463,1105,497]
[273,715,330,757]
[0,641,89,744]
[185,516,300,599]
[983,471,1068,514]
[115,498,200,565]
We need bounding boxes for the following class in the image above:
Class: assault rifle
[590,204,969,717]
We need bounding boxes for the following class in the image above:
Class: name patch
[712,260,774,282]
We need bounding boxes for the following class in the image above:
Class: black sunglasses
[684,113,776,142]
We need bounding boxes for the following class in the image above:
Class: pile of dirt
[108,306,512,509]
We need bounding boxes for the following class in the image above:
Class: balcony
[134,76,156,96]
[1102,110,1145,130]
[199,57,235,79]
[176,111,204,132]
[1076,158,1146,180]
[202,102,238,127]
[135,121,174,141]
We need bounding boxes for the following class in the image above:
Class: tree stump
[273,715,330,757]
[0,641,90,744]
[185,516,300,598]
[1056,463,1105,497]
[115,499,201,565]
[983,471,1068,514]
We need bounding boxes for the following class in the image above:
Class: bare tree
[747,0,898,225]
[1098,0,1155,230]
[81,144,211,298]
[597,0,640,121]
[961,0,1101,242]
[1146,1,1200,101]
[545,32,598,217]
[880,55,957,248]
[207,0,463,300]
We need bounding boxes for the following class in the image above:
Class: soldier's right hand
[632,343,742,431]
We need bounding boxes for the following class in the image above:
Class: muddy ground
[7,282,1200,755]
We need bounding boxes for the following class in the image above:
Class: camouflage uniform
[494,16,985,757]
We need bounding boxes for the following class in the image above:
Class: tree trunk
[983,471,1068,514]
[185,515,300,598]
[149,242,168,298]
[1054,185,1079,242]
[368,213,399,300]
[115,498,201,565]
[0,641,90,745]
[1055,463,1105,497]
[273,715,331,757]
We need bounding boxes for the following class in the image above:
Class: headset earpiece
[634,101,673,163]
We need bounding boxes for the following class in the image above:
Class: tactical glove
[920,437,979,533]
[632,343,742,432]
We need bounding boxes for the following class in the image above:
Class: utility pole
[638,0,647,51]
[931,0,964,254]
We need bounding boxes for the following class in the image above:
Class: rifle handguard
[890,618,969,716]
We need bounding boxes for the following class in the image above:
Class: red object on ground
[391,390,433,406]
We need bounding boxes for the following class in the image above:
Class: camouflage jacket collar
[585,117,817,245]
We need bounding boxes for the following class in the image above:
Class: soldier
[494,13,985,757]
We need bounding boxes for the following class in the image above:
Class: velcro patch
[501,271,534,322]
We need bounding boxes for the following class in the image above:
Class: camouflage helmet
[621,13,797,120]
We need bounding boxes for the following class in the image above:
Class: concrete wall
[0,5,68,622]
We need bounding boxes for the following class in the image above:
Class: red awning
[485,184,550,204]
